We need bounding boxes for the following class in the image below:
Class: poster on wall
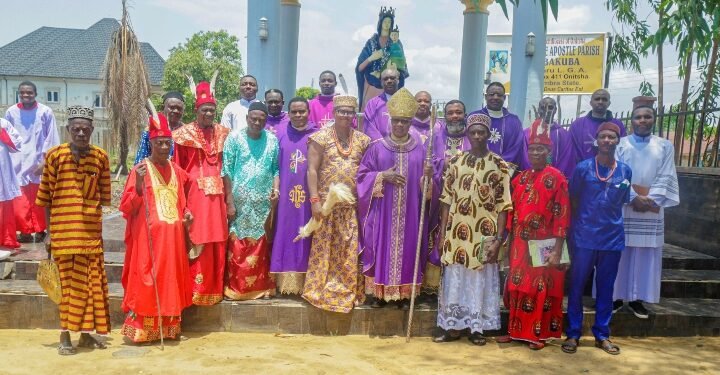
[486,33,607,95]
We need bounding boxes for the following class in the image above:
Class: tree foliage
[162,30,244,123]
[295,86,320,100]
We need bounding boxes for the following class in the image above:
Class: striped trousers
[56,253,110,334]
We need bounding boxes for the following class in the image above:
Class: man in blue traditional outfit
[563,122,632,356]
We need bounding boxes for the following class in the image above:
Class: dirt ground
[0,330,717,374]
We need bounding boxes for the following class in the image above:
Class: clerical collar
[385,93,393,101]
[487,108,504,118]
[631,133,651,143]
[239,97,257,108]
[589,110,612,120]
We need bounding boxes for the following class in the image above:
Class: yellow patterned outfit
[36,144,112,334]
[301,126,370,313]
[437,151,512,334]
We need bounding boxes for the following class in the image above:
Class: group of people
[0,68,678,356]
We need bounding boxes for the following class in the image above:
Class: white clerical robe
[613,134,680,303]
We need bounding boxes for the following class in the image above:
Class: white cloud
[548,5,592,34]
[352,24,376,43]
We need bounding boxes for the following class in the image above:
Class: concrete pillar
[458,0,493,110]
[508,0,546,126]
[279,0,301,105]
[247,0,281,95]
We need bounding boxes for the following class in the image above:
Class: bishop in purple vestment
[520,97,577,177]
[358,88,434,308]
[362,68,399,140]
[270,97,318,294]
[569,89,627,161]
[264,89,290,135]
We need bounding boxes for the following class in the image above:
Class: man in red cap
[563,122,632,356]
[497,117,571,350]
[173,79,230,306]
[120,112,194,343]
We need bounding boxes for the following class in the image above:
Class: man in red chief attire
[120,110,194,343]
[172,79,230,305]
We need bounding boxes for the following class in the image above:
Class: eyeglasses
[335,110,356,117]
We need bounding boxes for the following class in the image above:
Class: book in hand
[528,239,570,267]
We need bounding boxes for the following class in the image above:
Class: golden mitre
[333,95,358,111]
[387,87,418,118]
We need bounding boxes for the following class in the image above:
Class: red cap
[148,113,172,139]
[596,122,621,137]
[194,81,216,110]
[528,118,552,147]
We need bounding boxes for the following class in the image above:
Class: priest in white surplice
[613,105,679,319]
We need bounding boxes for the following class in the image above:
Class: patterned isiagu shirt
[36,143,111,255]
[439,151,512,270]
[221,130,279,240]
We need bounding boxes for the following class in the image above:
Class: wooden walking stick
[406,104,436,342]
[140,161,165,350]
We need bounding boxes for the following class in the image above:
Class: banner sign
[486,33,607,95]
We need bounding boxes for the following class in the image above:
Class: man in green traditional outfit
[222,102,280,300]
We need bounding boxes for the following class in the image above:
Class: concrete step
[11,251,125,284]
[0,280,718,337]
[661,269,720,299]
[662,244,720,271]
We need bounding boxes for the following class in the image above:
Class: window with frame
[93,93,105,108]
[46,90,60,103]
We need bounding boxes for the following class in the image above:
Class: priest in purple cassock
[521,97,577,178]
[411,91,433,143]
[468,82,526,172]
[362,68,400,141]
[270,97,318,294]
[424,100,472,293]
[264,89,290,136]
[358,88,435,309]
[569,89,626,162]
[308,71,358,130]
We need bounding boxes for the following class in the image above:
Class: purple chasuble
[521,123,578,178]
[357,135,432,288]
[362,94,390,141]
[270,122,319,274]
[427,120,472,266]
[309,95,336,129]
[265,111,290,136]
[469,108,526,170]
[411,117,432,143]
[569,112,627,162]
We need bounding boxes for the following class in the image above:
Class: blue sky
[0,0,694,117]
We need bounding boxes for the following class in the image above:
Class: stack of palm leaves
[103,0,151,174]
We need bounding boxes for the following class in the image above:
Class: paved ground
[0,330,717,374]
